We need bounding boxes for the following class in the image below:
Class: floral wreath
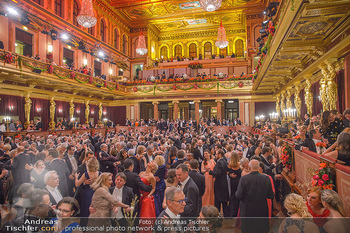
[281,145,293,170]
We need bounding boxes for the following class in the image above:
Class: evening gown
[139,177,156,233]
[153,165,166,217]
[228,167,242,217]
[202,159,215,206]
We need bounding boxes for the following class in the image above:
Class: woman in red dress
[306,186,330,227]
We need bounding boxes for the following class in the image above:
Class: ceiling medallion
[199,0,222,12]
[77,0,97,28]
[215,22,229,49]
[136,30,148,56]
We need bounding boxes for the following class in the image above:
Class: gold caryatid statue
[286,88,292,110]
[304,78,313,116]
[49,97,56,130]
[325,62,337,110]
[69,99,75,120]
[294,85,302,118]
[24,93,32,129]
[276,94,280,116]
[85,100,90,124]
[280,91,286,119]
[98,102,103,124]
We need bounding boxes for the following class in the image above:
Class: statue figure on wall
[276,94,280,116]
[69,99,75,120]
[98,102,103,124]
[85,100,90,124]
[326,62,337,111]
[24,93,32,129]
[319,76,329,112]
[280,92,286,119]
[304,78,313,116]
[286,89,292,110]
[294,85,302,118]
[49,97,56,130]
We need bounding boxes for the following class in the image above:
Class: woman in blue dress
[75,157,101,226]
[153,155,166,217]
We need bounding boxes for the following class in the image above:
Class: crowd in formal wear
[0,108,349,233]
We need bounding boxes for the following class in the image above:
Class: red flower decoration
[47,65,53,74]
[238,82,244,88]
[4,53,14,63]
[70,71,75,79]
[133,87,138,92]
[318,179,324,186]
[322,174,329,181]
[194,83,198,89]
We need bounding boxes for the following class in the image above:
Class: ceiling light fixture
[77,0,97,28]
[136,30,148,56]
[199,0,222,12]
[215,22,228,49]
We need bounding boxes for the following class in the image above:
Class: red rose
[172,85,177,90]
[322,174,329,181]
[318,179,324,186]
[313,175,319,180]
[133,87,137,92]
[238,82,244,88]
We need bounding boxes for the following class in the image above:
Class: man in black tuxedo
[236,159,274,233]
[46,148,70,197]
[154,187,185,233]
[209,149,230,217]
[260,147,275,178]
[193,140,205,163]
[35,118,43,130]
[247,139,256,160]
[109,173,134,232]
[98,143,117,173]
[64,145,80,196]
[175,164,200,219]
[188,159,205,210]
[10,146,31,188]
[170,150,186,168]
[304,113,310,126]
[169,135,182,150]
[297,129,323,153]
[44,170,63,205]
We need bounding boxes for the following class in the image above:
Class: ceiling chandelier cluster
[77,0,97,28]
[215,22,228,49]
[136,30,148,55]
[199,0,222,12]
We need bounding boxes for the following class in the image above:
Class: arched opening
[73,0,80,27]
[204,42,212,58]
[54,0,64,17]
[235,39,244,57]
[114,28,119,50]
[123,34,128,55]
[219,47,227,57]
[160,46,168,59]
[189,43,197,58]
[100,19,106,42]
[174,45,182,58]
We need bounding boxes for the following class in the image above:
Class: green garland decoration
[92,80,104,87]
[106,83,117,90]
[137,86,154,94]
[23,60,47,71]
[15,56,22,70]
[176,85,194,91]
[156,86,173,92]
[219,83,239,89]
[53,70,71,79]
[74,76,89,84]
[217,82,219,94]
[197,83,216,90]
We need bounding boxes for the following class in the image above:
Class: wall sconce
[109,68,113,75]
[91,111,95,114]
[103,111,107,115]
[83,58,88,66]
[37,107,42,112]
[8,106,14,111]
[58,109,62,113]
[76,110,80,114]
[48,44,53,53]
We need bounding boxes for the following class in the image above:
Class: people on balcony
[321,110,345,145]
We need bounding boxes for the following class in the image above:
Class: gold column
[153,101,159,120]
[286,88,292,110]
[194,100,200,122]
[49,97,56,130]
[320,65,329,111]
[275,94,280,116]
[280,91,286,119]
[294,85,302,118]
[69,99,75,121]
[215,99,223,119]
[98,102,103,124]
[304,77,313,116]
[24,92,32,129]
[325,62,337,110]
[173,100,179,120]
[85,100,90,124]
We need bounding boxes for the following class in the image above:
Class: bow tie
[178,182,182,187]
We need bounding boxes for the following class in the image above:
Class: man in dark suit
[188,160,205,210]
[209,149,230,217]
[260,147,275,178]
[175,164,200,219]
[154,187,185,233]
[236,159,274,233]
[170,150,186,168]
[35,118,44,130]
[64,145,79,196]
[10,146,31,188]
[98,143,117,173]
[109,173,134,232]
[304,113,310,126]
[44,170,63,205]
[247,139,256,160]
[169,135,182,150]
[46,148,70,197]
[297,128,323,153]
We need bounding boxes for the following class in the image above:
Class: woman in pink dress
[201,149,216,206]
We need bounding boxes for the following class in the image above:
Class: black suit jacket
[46,159,70,197]
[123,170,152,198]
[299,138,317,153]
[11,152,32,186]
[98,151,116,173]
[209,158,229,202]
[260,155,275,178]
[170,159,186,169]
[155,210,183,233]
[188,170,205,210]
[44,186,63,206]
[109,186,134,216]
[181,177,200,218]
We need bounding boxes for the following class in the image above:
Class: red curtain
[106,106,126,126]
[55,100,69,122]
[336,69,345,114]
[312,81,322,116]
[90,104,99,125]
[0,94,25,124]
[74,103,85,125]
[300,89,307,120]
[255,102,276,120]
[30,98,50,131]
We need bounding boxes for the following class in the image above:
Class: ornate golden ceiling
[253,0,350,94]
[108,0,266,31]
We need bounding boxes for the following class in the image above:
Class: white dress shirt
[46,185,63,204]
[243,147,248,158]
[178,176,190,191]
[111,187,123,219]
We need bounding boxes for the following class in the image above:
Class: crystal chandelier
[199,0,222,12]
[215,22,228,49]
[136,30,148,56]
[77,0,97,28]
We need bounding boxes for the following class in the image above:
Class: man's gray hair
[128,149,135,157]
[165,186,183,201]
[44,171,58,184]
[147,145,154,152]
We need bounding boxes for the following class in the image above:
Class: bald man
[235,159,274,233]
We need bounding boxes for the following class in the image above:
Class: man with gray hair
[98,143,116,174]
[154,187,186,233]
[44,170,63,205]
[236,159,274,233]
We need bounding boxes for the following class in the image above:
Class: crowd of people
[0,108,349,233]
[153,53,237,66]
